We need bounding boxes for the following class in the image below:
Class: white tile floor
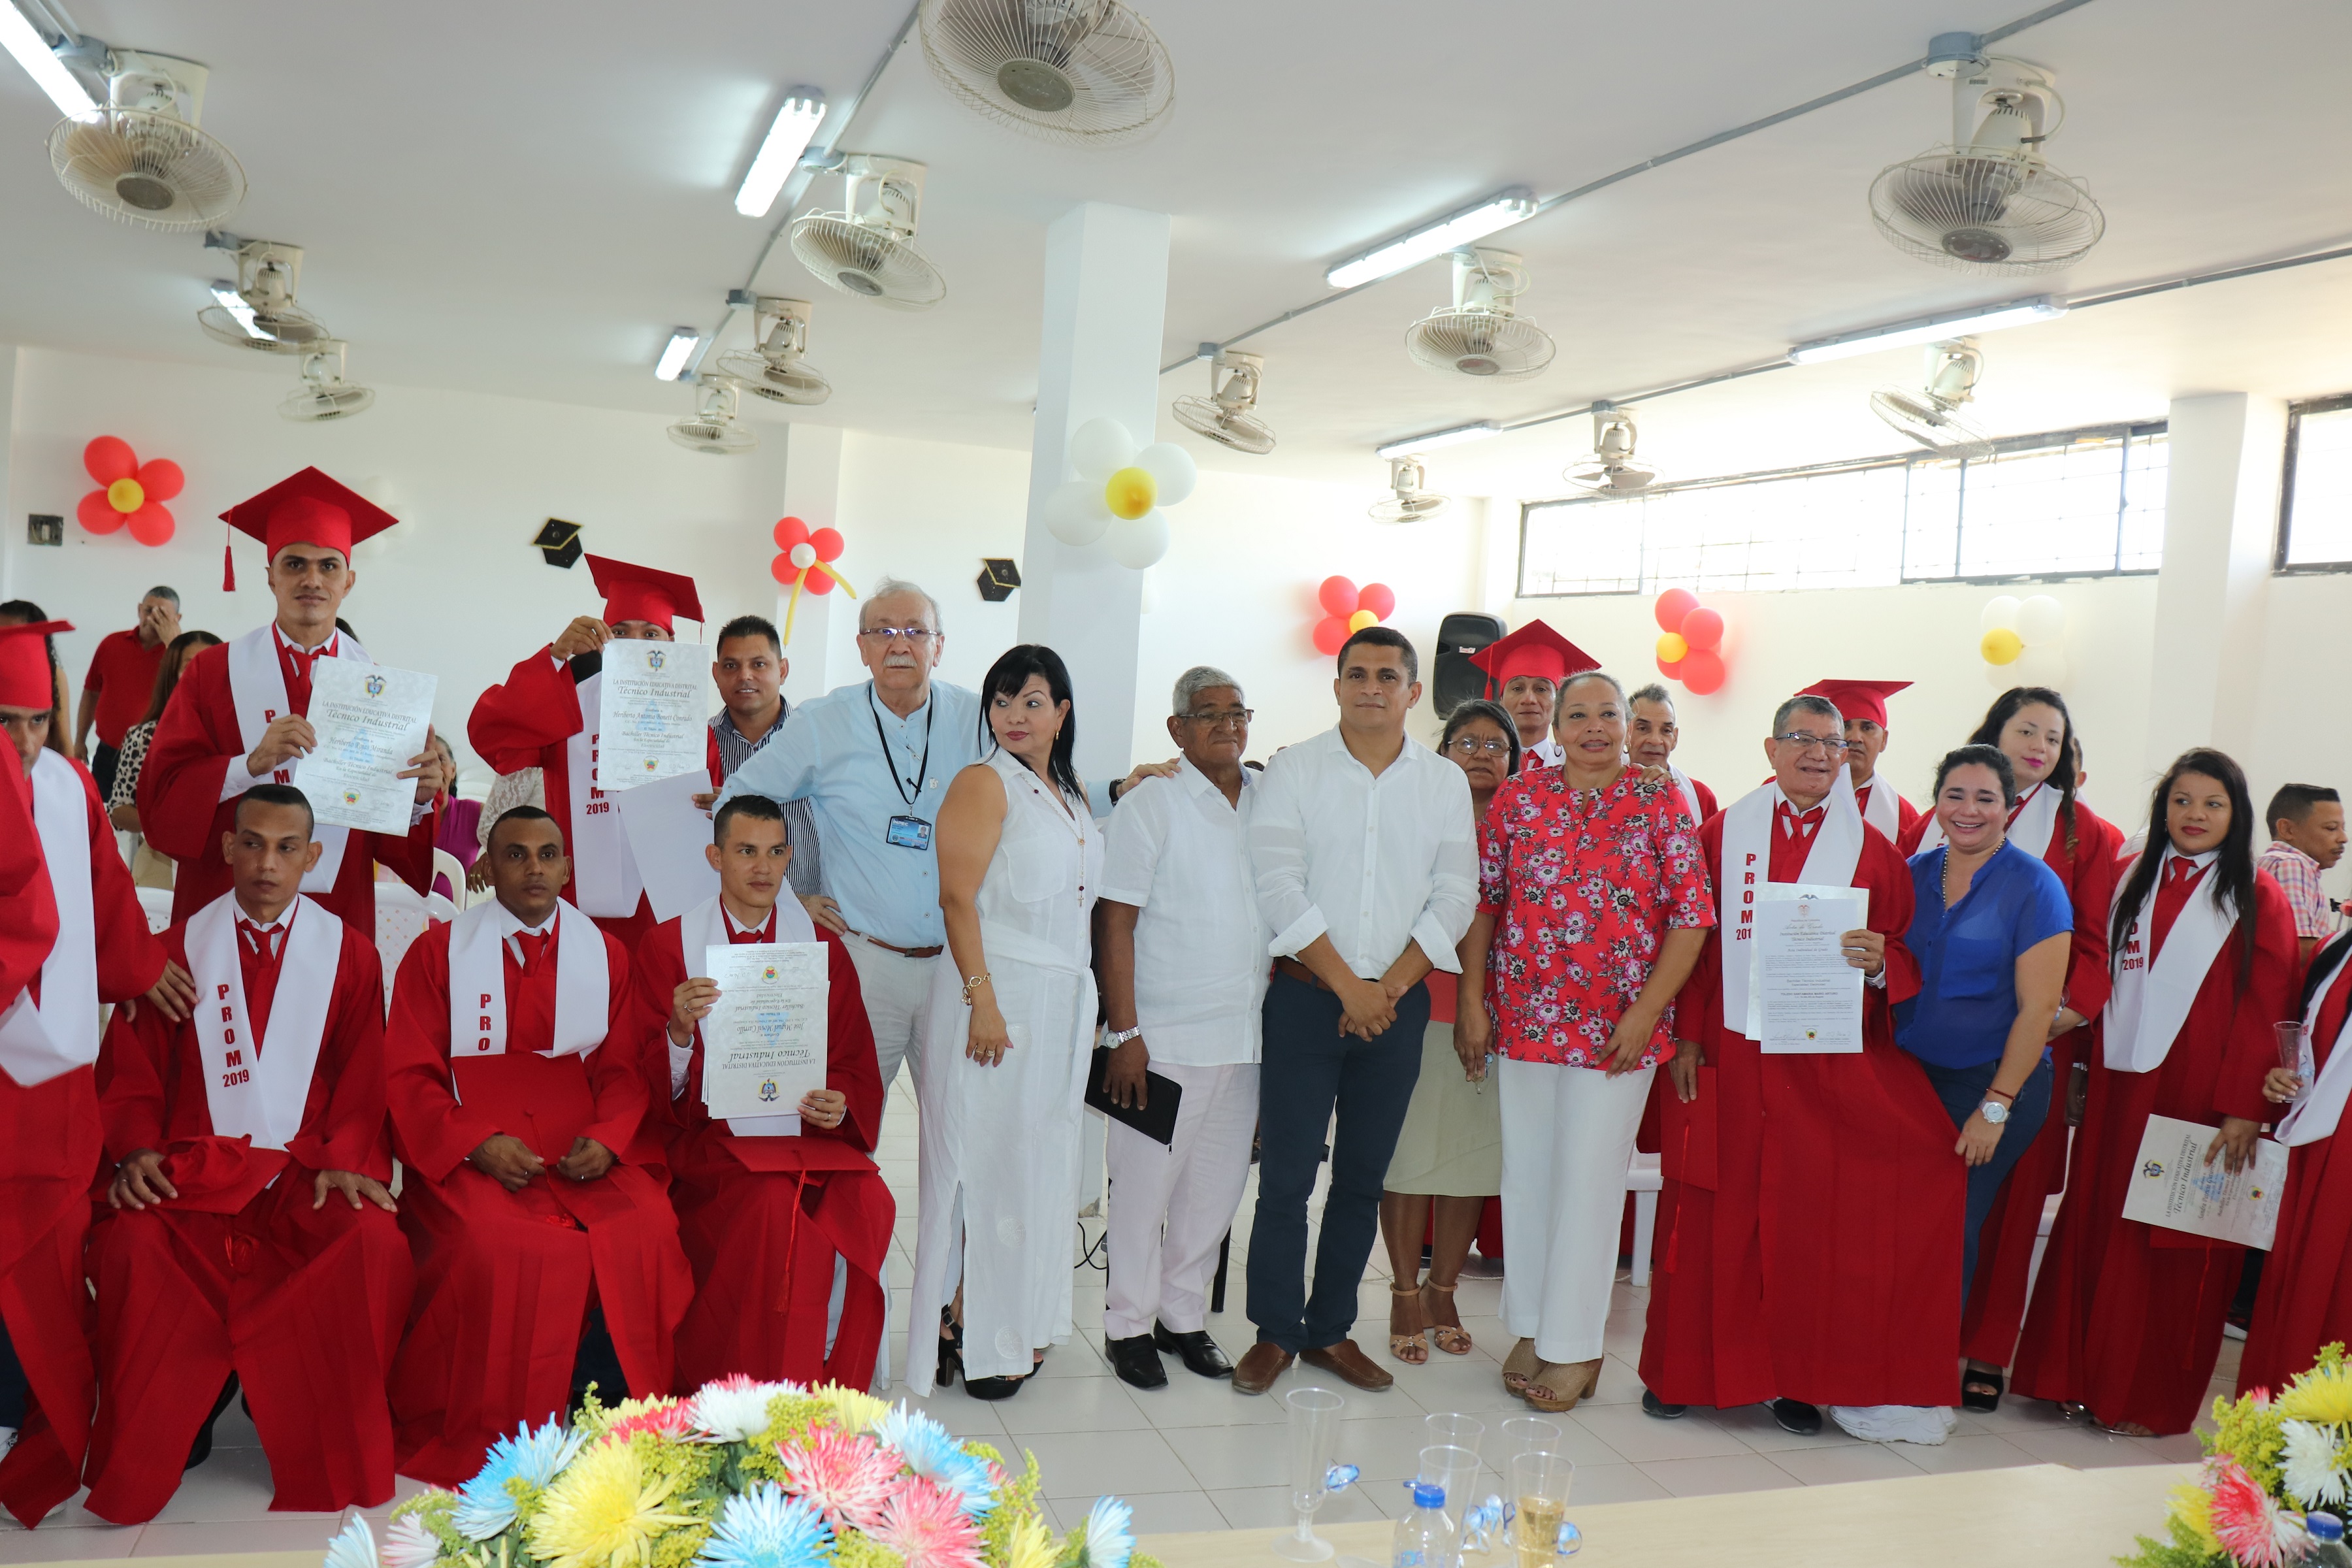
[0,1078,2220,1561]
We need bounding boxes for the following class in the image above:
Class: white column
[2144,393,2287,770]
[777,421,847,702]
[0,345,20,600]
[1017,203,1170,787]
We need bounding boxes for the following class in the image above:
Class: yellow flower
[2166,1481,2221,1553]
[1002,1511,1056,1568]
[814,1384,891,1437]
[527,1436,698,1568]
[2278,1367,2352,1426]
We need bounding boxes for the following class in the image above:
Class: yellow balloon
[1980,627,2025,666]
[1104,466,1157,521]
[108,477,144,513]
[1347,609,1379,632]
[1656,632,1689,663]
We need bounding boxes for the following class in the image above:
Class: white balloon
[1106,508,1169,570]
[2012,644,2069,689]
[2016,594,2066,646]
[1979,595,2022,634]
[1043,479,1112,547]
[1068,417,1137,481]
[1135,442,1198,507]
[1986,660,2014,691]
[789,542,817,568]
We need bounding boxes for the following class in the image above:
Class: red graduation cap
[218,467,399,591]
[0,619,71,711]
[586,554,704,635]
[1467,619,1601,687]
[1798,679,1912,728]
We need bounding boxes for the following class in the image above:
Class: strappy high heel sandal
[938,1305,964,1388]
[1422,1280,1472,1356]
[1502,1337,1539,1396]
[1388,1282,1429,1364]
[1523,1358,1602,1413]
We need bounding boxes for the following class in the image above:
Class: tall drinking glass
[1424,1413,1485,1460]
[2277,1021,2314,1103]
[1273,1386,1354,1562]
[1507,1450,1577,1568]
[1417,1444,1484,1566]
[1497,1416,1563,1461]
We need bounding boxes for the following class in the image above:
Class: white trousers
[1499,1057,1654,1364]
[843,936,941,1128]
[1103,1060,1260,1341]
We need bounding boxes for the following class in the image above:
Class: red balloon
[77,490,125,533]
[1678,606,1725,652]
[127,502,174,546]
[809,527,844,561]
[84,436,135,486]
[804,567,836,596]
[1356,582,1396,621]
[1654,587,1699,634]
[768,553,798,585]
[1312,615,1350,656]
[137,458,185,502]
[1656,654,1684,680]
[1680,648,1726,695]
[772,515,811,551]
[1318,576,1358,617]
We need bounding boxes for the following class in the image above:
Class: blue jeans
[1916,1053,2053,1303]
[1247,973,1429,1352]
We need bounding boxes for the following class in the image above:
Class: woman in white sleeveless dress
[908,645,1102,1400]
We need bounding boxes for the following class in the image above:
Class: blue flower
[1076,1497,1134,1568]
[699,1483,836,1568]
[453,1416,586,1540]
[323,1515,381,1568]
[875,1405,996,1518]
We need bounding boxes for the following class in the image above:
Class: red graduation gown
[634,917,894,1390]
[383,917,691,1487]
[467,647,659,953]
[2241,944,2352,1394]
[136,638,439,934]
[82,906,411,1523]
[0,758,163,1528]
[1639,809,1964,1409]
[1957,799,2124,1367]
[2012,873,2292,1433]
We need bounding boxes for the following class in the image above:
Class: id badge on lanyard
[887,815,932,850]
[871,685,936,852]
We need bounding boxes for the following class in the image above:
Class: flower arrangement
[2125,1343,2352,1567]
[320,1378,1166,1568]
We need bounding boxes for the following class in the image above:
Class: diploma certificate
[2121,1115,2287,1249]
[596,640,704,791]
[296,661,436,836]
[701,941,827,1124]
[1748,883,1868,1054]
[615,770,720,921]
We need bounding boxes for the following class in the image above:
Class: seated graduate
[82,783,412,1524]
[635,793,890,1391]
[384,806,691,1488]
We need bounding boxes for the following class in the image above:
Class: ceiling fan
[1171,348,1275,454]
[715,297,832,406]
[1369,455,1449,523]
[49,48,244,233]
[1405,248,1556,380]
[789,155,947,310]
[919,0,1174,147]
[1870,338,1995,462]
[1563,406,1660,494]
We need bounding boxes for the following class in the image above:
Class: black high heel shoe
[938,1306,964,1388]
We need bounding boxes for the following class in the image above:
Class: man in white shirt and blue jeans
[1096,666,1271,1391]
[1237,627,1477,1394]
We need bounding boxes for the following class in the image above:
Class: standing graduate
[637,794,890,1391]
[468,555,704,955]
[1799,679,1920,848]
[384,807,691,1486]
[2014,749,2292,1436]
[83,785,412,1524]
[137,470,451,934]
[1627,682,1717,826]
[1639,692,1963,1439]
[1467,621,1597,773]
[0,621,181,1527]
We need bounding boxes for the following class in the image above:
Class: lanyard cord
[868,684,933,809]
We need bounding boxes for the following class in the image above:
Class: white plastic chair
[1627,1151,1663,1287]
[431,847,471,909]
[135,886,174,935]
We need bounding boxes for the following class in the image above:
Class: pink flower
[604,1399,694,1444]
[2208,1458,2289,1567]
[872,1476,985,1568]
[779,1429,900,1533]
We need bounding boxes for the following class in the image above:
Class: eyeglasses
[857,627,937,644]
[1772,732,1850,755]
[1181,708,1253,728]
[1446,736,1512,757]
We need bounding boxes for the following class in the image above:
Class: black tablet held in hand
[1085,1044,1183,1147]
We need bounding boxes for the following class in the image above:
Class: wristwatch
[1107,1026,1144,1046]
[1979,1099,2010,1125]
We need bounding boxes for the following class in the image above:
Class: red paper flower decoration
[77,436,184,546]
[1310,576,1397,656]
[769,515,857,642]
[1653,588,1728,695]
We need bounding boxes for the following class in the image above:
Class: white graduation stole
[2278,955,2352,1147]
[0,749,101,1086]
[1857,777,1901,841]
[188,892,339,1151]
[681,894,819,1136]
[1669,764,1706,826]
[1716,768,1867,1040]
[2104,851,2236,1074]
[224,625,368,890]
[1914,779,2062,858]
[446,897,611,1058]
[561,665,644,919]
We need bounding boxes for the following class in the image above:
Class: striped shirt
[2259,840,2337,939]
[710,707,826,899]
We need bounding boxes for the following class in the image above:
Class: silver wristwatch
[1980,1099,2010,1125]
[1107,1026,1144,1046]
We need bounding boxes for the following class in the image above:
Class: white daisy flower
[2281,1419,2350,1507]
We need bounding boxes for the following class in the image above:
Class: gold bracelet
[960,972,991,1004]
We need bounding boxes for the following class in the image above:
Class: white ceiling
[4,0,2351,503]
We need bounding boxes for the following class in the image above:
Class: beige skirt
[1384,1022,1503,1196]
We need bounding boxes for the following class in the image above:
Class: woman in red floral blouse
[1460,670,1713,1411]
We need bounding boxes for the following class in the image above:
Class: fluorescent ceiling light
[0,3,93,116]
[654,328,700,381]
[736,92,826,218]
[209,280,264,338]
[1376,421,1499,460]
[1327,190,1538,291]
[1786,295,2067,364]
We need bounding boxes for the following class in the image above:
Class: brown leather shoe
[1299,1339,1394,1392]
[1231,1341,1295,1395]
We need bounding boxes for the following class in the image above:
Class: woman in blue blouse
[1896,744,2072,1408]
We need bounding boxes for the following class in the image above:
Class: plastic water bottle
[2308,1512,2352,1567]
[1392,1481,1456,1568]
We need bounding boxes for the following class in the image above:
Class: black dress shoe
[1152,1322,1233,1379]
[1771,1397,1823,1435]
[1641,1388,1688,1420]
[186,1373,240,1470]
[1107,1333,1168,1390]
[964,1374,1030,1401]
